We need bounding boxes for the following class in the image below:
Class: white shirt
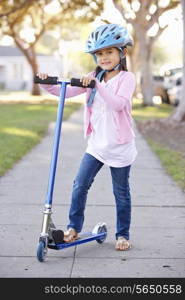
[86,74,137,167]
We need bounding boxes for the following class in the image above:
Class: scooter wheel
[37,241,47,262]
[92,223,107,244]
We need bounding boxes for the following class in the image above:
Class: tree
[0,0,104,95]
[0,0,34,17]
[0,0,54,95]
[112,0,180,105]
[168,0,185,122]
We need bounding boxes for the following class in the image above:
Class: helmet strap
[106,63,120,72]
[101,49,126,73]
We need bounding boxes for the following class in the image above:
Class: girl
[38,24,137,251]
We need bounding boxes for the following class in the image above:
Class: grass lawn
[132,100,185,191]
[132,100,174,122]
[147,139,185,191]
[0,101,81,177]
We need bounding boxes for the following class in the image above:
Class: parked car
[163,67,182,90]
[166,74,182,106]
[153,75,170,104]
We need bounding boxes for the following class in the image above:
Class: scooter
[34,75,107,262]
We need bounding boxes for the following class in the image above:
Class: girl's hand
[80,75,96,87]
[36,73,49,80]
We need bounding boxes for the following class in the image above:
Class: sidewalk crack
[69,246,77,278]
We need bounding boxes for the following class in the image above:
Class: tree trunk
[129,39,139,74]
[14,41,41,95]
[137,34,153,106]
[25,47,41,96]
[30,52,41,96]
[169,0,185,122]
[128,39,141,95]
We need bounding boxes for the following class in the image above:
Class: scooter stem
[40,82,68,237]
[45,82,68,207]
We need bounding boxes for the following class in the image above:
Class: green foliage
[132,101,174,122]
[0,0,104,94]
[0,0,104,41]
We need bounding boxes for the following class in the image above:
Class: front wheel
[37,240,47,262]
[92,222,107,244]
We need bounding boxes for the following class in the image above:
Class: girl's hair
[95,47,128,77]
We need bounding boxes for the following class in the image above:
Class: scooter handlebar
[70,78,95,88]
[34,75,95,88]
[34,76,58,85]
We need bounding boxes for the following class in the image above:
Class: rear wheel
[92,222,107,244]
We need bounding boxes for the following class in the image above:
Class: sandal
[64,228,79,243]
[115,237,131,251]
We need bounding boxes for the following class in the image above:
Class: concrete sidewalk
[0,107,185,278]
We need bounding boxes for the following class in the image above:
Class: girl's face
[95,47,120,71]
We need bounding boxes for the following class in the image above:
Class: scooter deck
[48,231,106,250]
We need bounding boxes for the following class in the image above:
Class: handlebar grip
[71,78,95,88]
[34,75,58,85]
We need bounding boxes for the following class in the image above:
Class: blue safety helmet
[85,24,133,55]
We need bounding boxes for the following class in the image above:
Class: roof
[0,46,44,56]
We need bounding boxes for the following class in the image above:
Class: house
[0,46,63,91]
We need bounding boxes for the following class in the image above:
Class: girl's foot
[115,237,131,251]
[64,228,79,243]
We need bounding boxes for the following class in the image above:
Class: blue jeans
[67,153,131,240]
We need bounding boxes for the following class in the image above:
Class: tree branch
[112,0,126,20]
[0,0,34,17]
[149,24,168,46]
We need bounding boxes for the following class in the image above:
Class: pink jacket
[41,71,136,144]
